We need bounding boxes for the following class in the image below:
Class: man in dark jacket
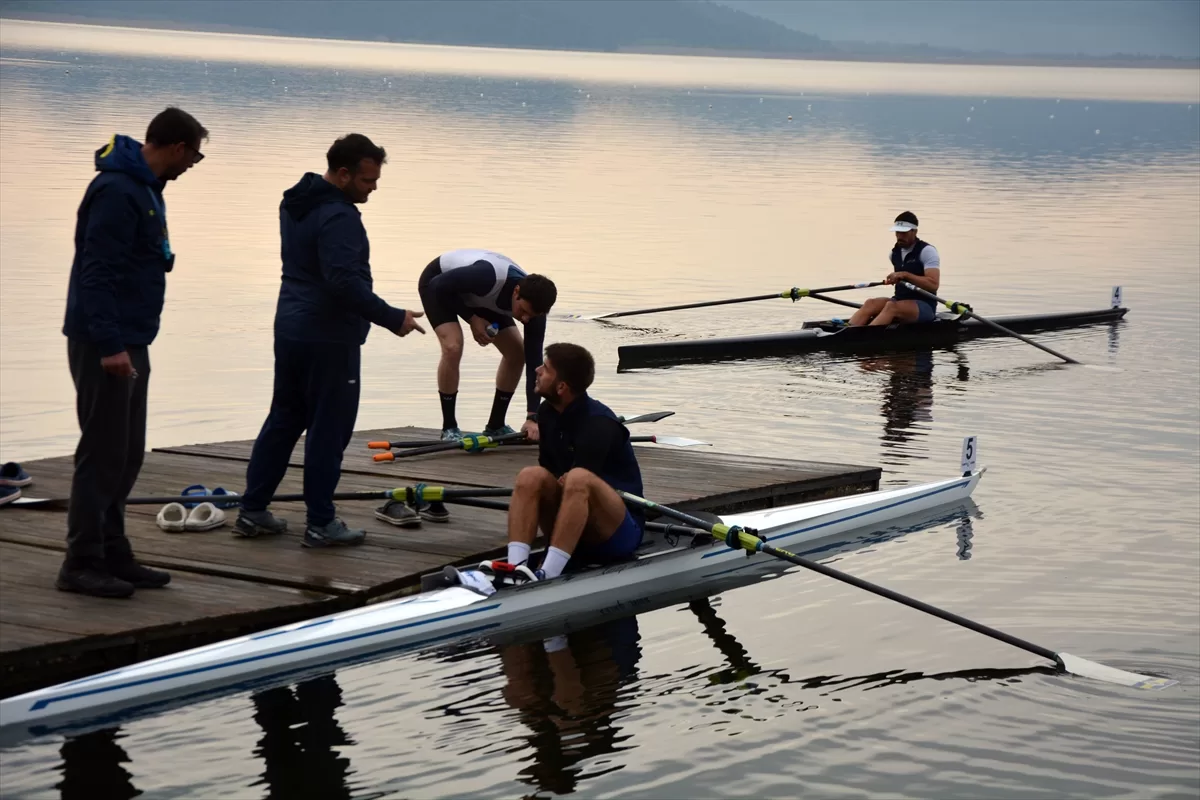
[481,343,645,583]
[235,134,424,547]
[59,107,208,598]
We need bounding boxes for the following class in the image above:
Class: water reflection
[488,618,642,796]
[56,726,140,800]
[249,674,356,800]
[859,350,937,465]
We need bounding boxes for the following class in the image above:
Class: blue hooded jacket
[273,172,408,344]
[62,135,174,357]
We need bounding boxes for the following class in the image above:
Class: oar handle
[367,441,391,450]
[616,490,762,552]
[373,452,396,462]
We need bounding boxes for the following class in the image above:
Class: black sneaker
[419,501,451,523]
[234,509,289,538]
[374,500,422,528]
[108,561,171,589]
[56,565,135,598]
[303,518,366,548]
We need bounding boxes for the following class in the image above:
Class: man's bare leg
[848,297,888,327]
[492,326,524,394]
[541,468,629,579]
[869,299,921,326]
[435,321,464,433]
[507,466,559,565]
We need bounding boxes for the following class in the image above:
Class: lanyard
[145,186,173,260]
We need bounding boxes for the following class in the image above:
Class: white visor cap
[890,220,918,232]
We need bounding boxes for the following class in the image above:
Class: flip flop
[180,485,209,509]
[210,487,240,509]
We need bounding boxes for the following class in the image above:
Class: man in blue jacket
[60,107,208,598]
[235,134,424,547]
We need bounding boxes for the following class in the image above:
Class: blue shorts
[575,510,644,563]
[901,298,936,322]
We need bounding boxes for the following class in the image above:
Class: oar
[372,433,709,460]
[808,293,864,310]
[8,485,513,512]
[618,411,675,424]
[900,283,1080,365]
[374,431,527,460]
[368,411,677,451]
[567,282,884,321]
[633,435,710,447]
[615,491,1177,691]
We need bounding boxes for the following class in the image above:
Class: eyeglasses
[181,142,205,164]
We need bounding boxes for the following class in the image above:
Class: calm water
[1,20,1199,799]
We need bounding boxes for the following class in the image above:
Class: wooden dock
[0,426,880,697]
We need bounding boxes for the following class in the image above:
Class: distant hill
[3,0,1195,67]
[0,0,836,55]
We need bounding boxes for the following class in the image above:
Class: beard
[536,382,563,402]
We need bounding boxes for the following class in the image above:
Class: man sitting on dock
[483,343,645,583]
[418,249,557,444]
[848,211,941,327]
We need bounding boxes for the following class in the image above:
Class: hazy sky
[717,0,1200,58]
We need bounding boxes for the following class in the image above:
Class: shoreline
[3,14,1197,72]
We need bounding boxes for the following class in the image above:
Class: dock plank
[0,542,345,696]
[154,426,878,509]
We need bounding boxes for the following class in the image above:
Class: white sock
[540,546,571,579]
[507,541,531,566]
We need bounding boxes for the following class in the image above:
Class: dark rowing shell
[616,306,1128,370]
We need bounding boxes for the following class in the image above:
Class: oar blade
[8,497,69,510]
[561,311,613,321]
[1057,653,1178,690]
[620,411,675,425]
[650,435,711,447]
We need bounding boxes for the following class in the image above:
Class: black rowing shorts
[418,258,516,331]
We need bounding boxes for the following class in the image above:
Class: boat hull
[0,470,982,735]
[617,307,1128,369]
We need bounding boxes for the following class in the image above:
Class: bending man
[418,249,557,442]
[849,211,941,327]
[485,343,644,582]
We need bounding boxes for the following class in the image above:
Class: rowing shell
[617,306,1128,370]
[0,469,982,735]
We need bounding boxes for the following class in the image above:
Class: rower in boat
[848,211,941,327]
[419,249,558,444]
[481,343,645,583]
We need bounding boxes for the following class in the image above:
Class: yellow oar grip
[712,523,763,552]
[387,485,447,502]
